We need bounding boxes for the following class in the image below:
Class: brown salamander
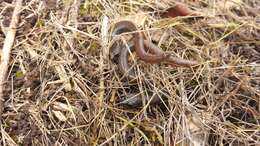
[117,39,198,79]
[143,40,198,67]
[112,21,197,78]
[110,20,198,107]
[112,21,170,63]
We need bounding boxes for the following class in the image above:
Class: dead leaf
[162,3,197,18]
[53,102,72,112]
[53,110,67,122]
[54,65,72,91]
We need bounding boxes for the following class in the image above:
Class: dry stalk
[54,0,81,91]
[98,15,109,106]
[0,0,23,122]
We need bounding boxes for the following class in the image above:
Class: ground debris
[0,0,259,145]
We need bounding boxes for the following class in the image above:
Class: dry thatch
[0,0,259,145]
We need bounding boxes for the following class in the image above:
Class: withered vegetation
[0,0,259,145]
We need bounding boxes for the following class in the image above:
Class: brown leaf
[52,110,67,122]
[162,3,197,18]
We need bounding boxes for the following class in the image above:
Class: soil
[0,0,259,145]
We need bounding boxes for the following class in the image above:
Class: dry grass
[0,0,259,145]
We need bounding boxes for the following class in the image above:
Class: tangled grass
[0,0,259,145]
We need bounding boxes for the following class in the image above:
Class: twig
[0,0,23,122]
[98,15,109,106]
